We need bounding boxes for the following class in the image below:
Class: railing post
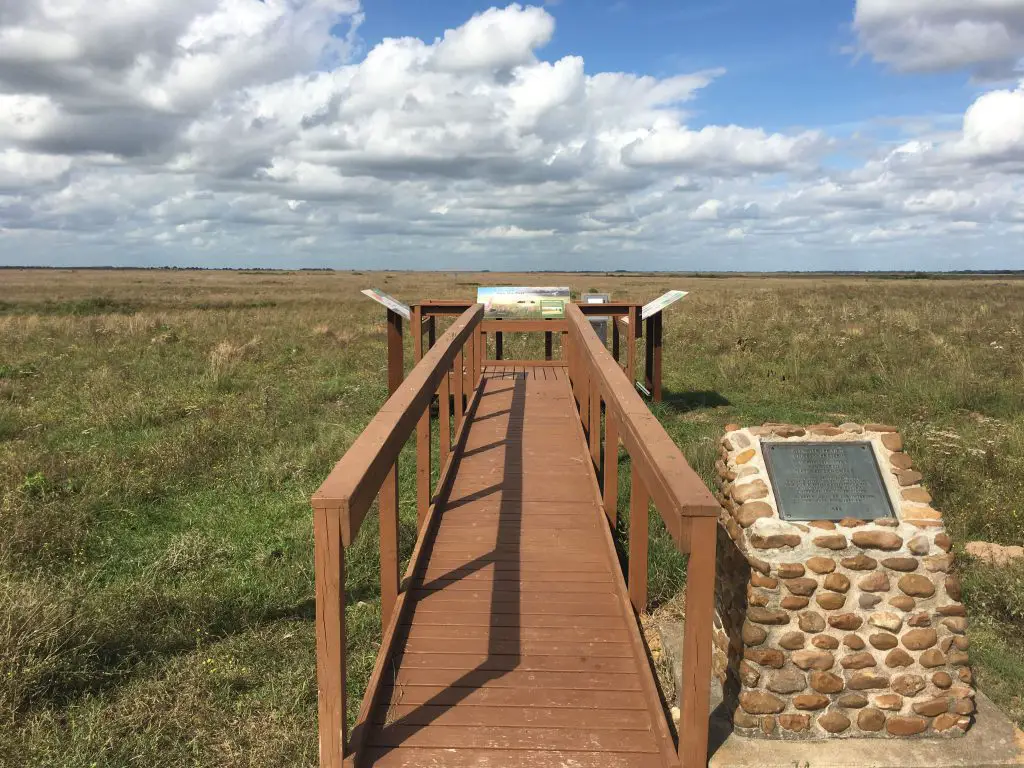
[495,331,503,360]
[545,330,553,361]
[413,305,430,529]
[588,379,601,468]
[626,306,638,387]
[314,506,346,768]
[439,365,451,465]
[560,330,568,360]
[603,408,619,526]
[679,516,717,768]
[453,349,465,432]
[628,463,649,613]
[652,312,663,403]
[612,317,620,364]
[380,309,402,629]
[645,315,655,394]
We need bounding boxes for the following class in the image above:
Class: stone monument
[712,422,974,740]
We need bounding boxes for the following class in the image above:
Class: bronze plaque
[762,441,895,522]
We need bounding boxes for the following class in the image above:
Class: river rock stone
[899,574,936,597]
[781,596,810,610]
[733,480,769,503]
[779,714,811,732]
[869,612,903,632]
[932,671,953,689]
[736,501,775,527]
[749,607,790,625]
[859,594,882,609]
[859,571,891,592]
[843,635,866,650]
[889,595,916,612]
[889,452,914,470]
[745,648,786,669]
[793,693,830,711]
[792,650,835,671]
[810,671,845,694]
[742,621,767,646]
[778,631,806,650]
[843,554,878,570]
[942,617,968,634]
[798,611,826,633]
[740,690,785,715]
[815,592,847,610]
[786,577,818,596]
[740,660,761,687]
[807,557,836,574]
[902,628,937,651]
[896,469,924,487]
[891,674,926,696]
[885,649,914,668]
[841,652,877,669]
[886,716,928,736]
[752,533,802,550]
[751,572,779,589]
[882,557,919,572]
[858,707,886,731]
[818,711,851,733]
[824,573,850,593]
[853,530,903,551]
[913,698,950,717]
[777,563,806,578]
[870,633,898,650]
[813,634,840,650]
[840,693,869,708]
[919,649,946,668]
[902,487,932,503]
[813,535,849,551]
[829,613,863,631]
[945,575,962,601]
[875,693,904,710]
[848,670,890,690]
[908,535,930,555]
[767,668,807,694]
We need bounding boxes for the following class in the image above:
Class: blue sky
[1,0,1023,270]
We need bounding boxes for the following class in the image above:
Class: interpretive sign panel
[477,286,570,320]
[361,289,411,321]
[641,290,688,320]
[762,441,895,521]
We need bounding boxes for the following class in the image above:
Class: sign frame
[641,290,689,321]
[476,286,570,320]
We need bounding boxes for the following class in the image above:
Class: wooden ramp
[360,367,678,767]
[313,304,720,768]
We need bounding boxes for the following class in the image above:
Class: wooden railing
[565,303,720,768]
[310,304,484,767]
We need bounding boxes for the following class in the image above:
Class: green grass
[0,269,1022,766]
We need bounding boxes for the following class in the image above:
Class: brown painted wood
[588,377,601,469]
[346,373,678,767]
[312,305,482,546]
[653,313,663,403]
[314,506,345,767]
[603,408,619,526]
[679,517,716,768]
[438,367,451,466]
[628,462,649,614]
[545,330,553,360]
[494,330,503,360]
[412,305,430,530]
[645,316,655,392]
[452,349,464,433]
[379,462,400,632]
[626,305,637,387]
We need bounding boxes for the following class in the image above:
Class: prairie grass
[0,268,1022,765]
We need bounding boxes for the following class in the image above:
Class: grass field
[1,269,1023,766]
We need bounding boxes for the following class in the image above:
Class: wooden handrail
[566,304,718,531]
[312,304,483,547]
[564,302,718,768]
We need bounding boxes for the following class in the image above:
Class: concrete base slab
[709,692,1024,768]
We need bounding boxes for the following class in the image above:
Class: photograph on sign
[361,288,411,321]
[641,290,689,320]
[477,286,570,319]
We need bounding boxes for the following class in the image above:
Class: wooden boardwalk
[313,305,720,768]
[359,366,678,766]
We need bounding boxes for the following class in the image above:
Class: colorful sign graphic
[476,286,570,320]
